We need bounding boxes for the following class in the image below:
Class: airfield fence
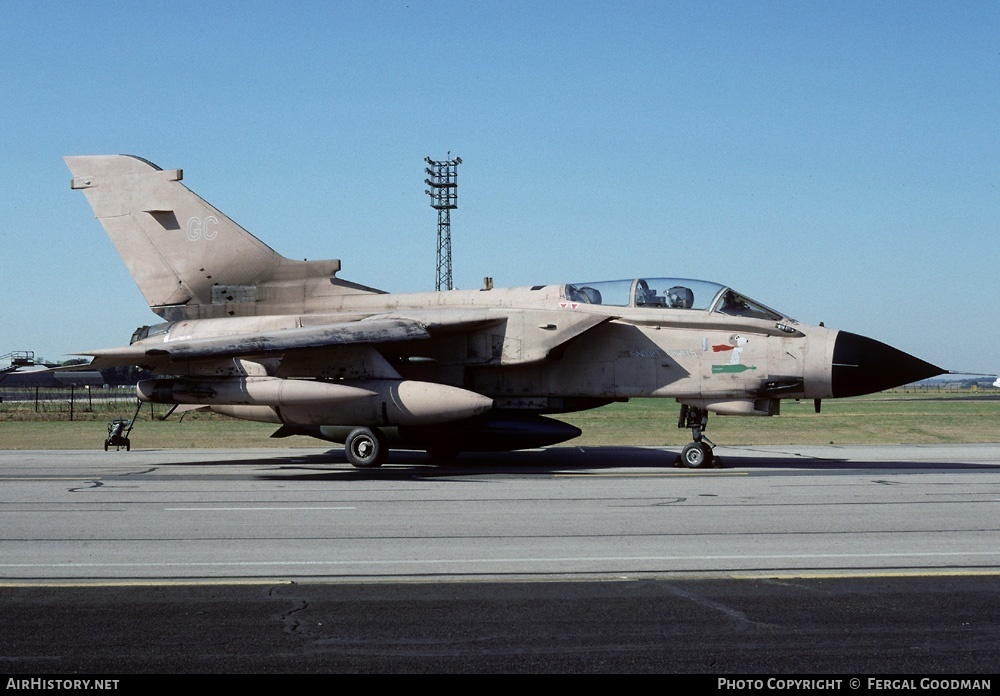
[0,386,153,421]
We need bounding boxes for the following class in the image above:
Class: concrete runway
[2,444,999,673]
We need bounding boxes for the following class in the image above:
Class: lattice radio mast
[425,154,461,291]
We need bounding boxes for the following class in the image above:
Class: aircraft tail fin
[65,155,380,320]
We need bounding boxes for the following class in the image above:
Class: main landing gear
[676,405,720,469]
[345,427,388,468]
[342,427,463,468]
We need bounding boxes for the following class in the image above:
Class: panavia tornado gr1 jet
[65,155,946,468]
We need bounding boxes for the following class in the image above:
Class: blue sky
[1,1,997,375]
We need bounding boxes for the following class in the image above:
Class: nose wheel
[680,441,713,468]
[676,405,720,468]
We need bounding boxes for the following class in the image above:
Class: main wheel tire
[345,428,387,468]
[680,442,713,469]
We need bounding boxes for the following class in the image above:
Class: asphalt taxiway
[2,444,999,582]
[2,444,998,673]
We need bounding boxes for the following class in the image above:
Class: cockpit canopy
[130,321,173,345]
[565,278,786,321]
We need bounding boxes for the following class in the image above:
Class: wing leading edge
[81,317,435,369]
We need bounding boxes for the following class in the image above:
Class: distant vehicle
[66,155,945,468]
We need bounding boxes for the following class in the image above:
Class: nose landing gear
[677,404,720,468]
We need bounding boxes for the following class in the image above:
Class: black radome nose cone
[832,331,946,398]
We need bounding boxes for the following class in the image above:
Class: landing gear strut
[677,405,719,468]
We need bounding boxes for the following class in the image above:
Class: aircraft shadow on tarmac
[143,446,1000,482]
